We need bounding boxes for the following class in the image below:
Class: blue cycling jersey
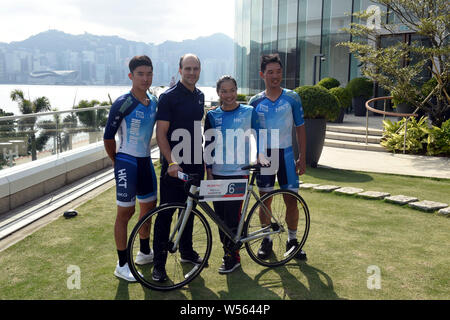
[249,88,304,149]
[204,104,259,176]
[104,92,157,158]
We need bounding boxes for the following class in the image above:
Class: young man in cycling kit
[249,53,308,261]
[152,54,205,282]
[204,75,261,274]
[104,55,158,282]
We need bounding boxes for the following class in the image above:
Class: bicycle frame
[169,175,286,252]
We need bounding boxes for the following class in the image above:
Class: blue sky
[0,0,235,44]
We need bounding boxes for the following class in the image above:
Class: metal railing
[0,100,219,169]
[365,96,418,154]
[0,105,112,168]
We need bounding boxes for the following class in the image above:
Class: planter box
[395,103,415,120]
[304,118,327,168]
[353,96,368,117]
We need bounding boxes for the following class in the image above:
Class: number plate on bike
[199,179,248,202]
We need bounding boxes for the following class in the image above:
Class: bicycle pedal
[271,222,280,231]
[167,241,177,253]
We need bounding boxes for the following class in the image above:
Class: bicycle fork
[168,184,197,253]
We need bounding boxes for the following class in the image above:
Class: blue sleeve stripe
[284,91,304,127]
[103,98,123,139]
[103,94,141,140]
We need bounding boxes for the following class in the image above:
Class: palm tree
[39,109,79,154]
[0,108,16,168]
[10,89,51,160]
[75,99,108,143]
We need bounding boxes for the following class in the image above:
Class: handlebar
[174,164,268,200]
[180,173,204,200]
[241,163,270,172]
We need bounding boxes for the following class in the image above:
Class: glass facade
[235,0,420,94]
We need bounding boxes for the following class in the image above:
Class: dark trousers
[212,175,247,260]
[153,171,202,269]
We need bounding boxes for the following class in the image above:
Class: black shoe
[180,250,207,266]
[152,267,167,282]
[286,239,307,261]
[257,238,273,259]
[218,254,241,274]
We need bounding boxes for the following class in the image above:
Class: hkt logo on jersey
[170,121,280,174]
[117,169,127,189]
[135,111,145,119]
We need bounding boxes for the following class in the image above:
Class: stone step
[326,125,383,137]
[324,138,388,152]
[325,131,382,144]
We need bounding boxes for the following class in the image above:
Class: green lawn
[0,166,448,300]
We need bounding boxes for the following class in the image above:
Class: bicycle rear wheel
[244,189,310,267]
[127,203,212,291]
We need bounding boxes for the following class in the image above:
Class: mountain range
[0,30,235,86]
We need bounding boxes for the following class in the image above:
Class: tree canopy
[340,0,449,126]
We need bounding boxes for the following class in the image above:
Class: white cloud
[0,0,235,44]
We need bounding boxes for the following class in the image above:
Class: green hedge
[346,77,373,99]
[317,77,340,90]
[295,85,340,121]
[329,87,352,109]
[236,93,246,102]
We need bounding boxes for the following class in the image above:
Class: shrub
[346,77,373,99]
[381,116,429,154]
[317,77,340,90]
[294,85,340,121]
[236,93,246,102]
[75,100,108,131]
[426,119,450,156]
[381,116,450,156]
[329,87,352,110]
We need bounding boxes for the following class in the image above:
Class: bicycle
[126,164,310,291]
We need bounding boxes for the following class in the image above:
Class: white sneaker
[114,262,142,282]
[135,250,154,265]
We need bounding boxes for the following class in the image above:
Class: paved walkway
[319,146,449,179]
[318,114,450,179]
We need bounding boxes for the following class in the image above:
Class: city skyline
[0,0,235,45]
[0,30,234,87]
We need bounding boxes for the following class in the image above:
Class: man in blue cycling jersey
[249,53,307,261]
[104,55,158,282]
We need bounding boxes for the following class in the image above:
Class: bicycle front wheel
[244,189,310,267]
[127,203,212,291]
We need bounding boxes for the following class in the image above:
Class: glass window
[349,0,387,80]
[278,0,298,89]
[235,0,251,93]
[298,0,323,85]
[250,0,264,93]
[234,0,244,88]
[320,0,352,86]
[262,0,279,54]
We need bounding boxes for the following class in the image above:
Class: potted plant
[317,77,340,90]
[294,85,340,167]
[420,77,450,122]
[236,93,247,103]
[329,87,352,123]
[392,94,416,120]
[346,77,374,116]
